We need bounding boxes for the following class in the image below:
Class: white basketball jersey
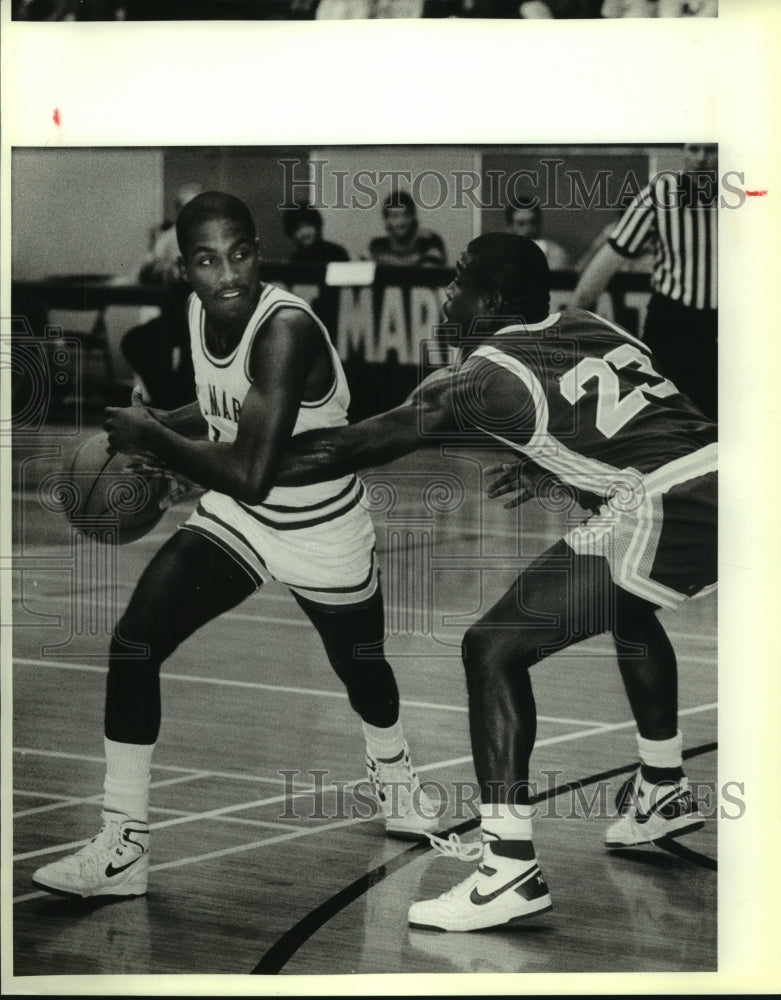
[188,284,362,528]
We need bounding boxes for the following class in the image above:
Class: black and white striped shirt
[609,171,717,311]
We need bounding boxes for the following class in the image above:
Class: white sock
[480,801,535,843]
[636,730,683,770]
[362,718,405,762]
[103,737,154,823]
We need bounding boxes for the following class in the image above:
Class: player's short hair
[282,203,324,239]
[464,233,550,322]
[503,196,542,227]
[176,191,256,256]
[382,190,417,218]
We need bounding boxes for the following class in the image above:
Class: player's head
[504,197,543,240]
[382,190,417,241]
[176,191,256,257]
[176,192,261,328]
[443,233,550,333]
[682,143,718,175]
[283,203,324,249]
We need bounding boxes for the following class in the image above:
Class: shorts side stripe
[288,549,379,606]
[615,491,677,606]
[182,505,268,588]
[289,547,377,595]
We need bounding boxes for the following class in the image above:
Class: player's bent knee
[461,624,537,682]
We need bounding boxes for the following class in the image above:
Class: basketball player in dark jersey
[31,193,438,902]
[274,232,717,932]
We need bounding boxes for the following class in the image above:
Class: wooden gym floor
[8,435,718,984]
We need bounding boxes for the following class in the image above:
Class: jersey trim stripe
[239,297,339,409]
[641,442,717,493]
[195,284,275,369]
[470,345,549,448]
[493,313,651,354]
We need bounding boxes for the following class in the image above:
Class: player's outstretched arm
[275,372,458,486]
[103,309,322,504]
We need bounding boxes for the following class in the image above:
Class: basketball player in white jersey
[32,192,437,901]
[273,232,717,932]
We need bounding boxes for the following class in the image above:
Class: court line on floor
[13,783,358,866]
[13,771,212,818]
[12,702,716,902]
[9,588,718,648]
[252,740,719,975]
[12,655,620,724]
[12,745,292,783]
[11,815,374,905]
[149,806,311,835]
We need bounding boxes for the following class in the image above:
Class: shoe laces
[371,746,419,788]
[427,832,483,862]
[74,816,120,859]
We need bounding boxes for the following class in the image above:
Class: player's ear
[485,289,502,314]
[177,256,189,283]
[254,238,262,259]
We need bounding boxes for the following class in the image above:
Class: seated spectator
[316,0,424,13]
[315,0,372,16]
[283,204,349,333]
[283,204,350,264]
[120,182,202,409]
[504,197,570,270]
[602,0,716,15]
[368,191,447,267]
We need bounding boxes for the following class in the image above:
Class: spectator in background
[505,197,570,271]
[368,191,447,268]
[315,0,425,16]
[14,0,78,17]
[283,204,349,265]
[517,0,603,14]
[120,182,203,409]
[572,144,718,418]
[602,0,716,15]
[315,0,372,15]
[283,203,349,334]
[430,0,519,13]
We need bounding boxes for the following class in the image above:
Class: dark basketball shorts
[566,444,717,610]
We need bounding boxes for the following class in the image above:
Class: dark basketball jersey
[466,308,717,502]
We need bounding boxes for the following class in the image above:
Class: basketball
[57,431,169,544]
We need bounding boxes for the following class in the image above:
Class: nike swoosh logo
[469,865,540,906]
[635,788,688,825]
[105,858,141,878]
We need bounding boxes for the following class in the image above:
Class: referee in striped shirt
[572,144,718,419]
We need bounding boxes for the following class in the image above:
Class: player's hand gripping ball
[58,430,169,544]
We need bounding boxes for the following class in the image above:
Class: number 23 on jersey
[560,343,676,439]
